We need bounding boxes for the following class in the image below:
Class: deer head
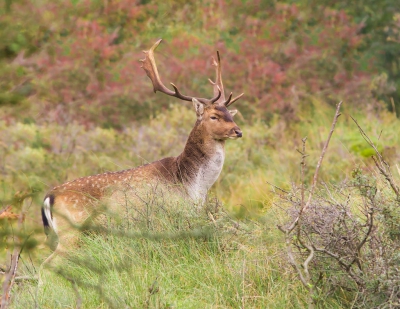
[140,39,243,141]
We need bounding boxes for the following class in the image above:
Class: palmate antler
[140,39,243,106]
[140,39,220,104]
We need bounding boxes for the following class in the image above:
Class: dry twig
[277,101,343,309]
[283,101,342,233]
[1,202,29,308]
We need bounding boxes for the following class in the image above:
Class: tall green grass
[10,196,346,308]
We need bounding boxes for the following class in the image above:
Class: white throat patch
[187,143,225,202]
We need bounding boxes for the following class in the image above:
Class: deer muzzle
[229,126,242,139]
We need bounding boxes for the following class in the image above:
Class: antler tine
[140,39,209,104]
[225,93,244,107]
[223,92,233,105]
[210,52,243,106]
[170,83,189,100]
[211,51,226,104]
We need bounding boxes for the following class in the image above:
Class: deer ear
[229,109,238,117]
[192,98,204,118]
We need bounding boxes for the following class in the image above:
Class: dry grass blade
[350,115,400,198]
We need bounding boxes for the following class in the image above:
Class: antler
[140,39,221,104]
[209,52,225,104]
[224,92,244,107]
[209,51,244,107]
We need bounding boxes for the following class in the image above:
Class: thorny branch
[305,101,342,212]
[282,101,342,234]
[277,101,342,309]
[1,200,30,309]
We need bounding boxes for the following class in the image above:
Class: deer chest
[187,145,225,202]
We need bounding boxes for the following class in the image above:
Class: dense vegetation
[1,0,399,308]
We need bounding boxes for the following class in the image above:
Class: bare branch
[1,201,29,308]
[304,101,342,212]
[285,101,342,233]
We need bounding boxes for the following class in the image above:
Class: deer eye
[210,116,218,120]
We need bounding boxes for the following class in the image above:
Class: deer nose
[235,128,242,138]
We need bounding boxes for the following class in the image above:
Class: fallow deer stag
[41,39,243,251]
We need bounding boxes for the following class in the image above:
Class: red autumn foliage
[1,0,384,126]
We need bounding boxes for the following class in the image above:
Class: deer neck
[176,121,225,202]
